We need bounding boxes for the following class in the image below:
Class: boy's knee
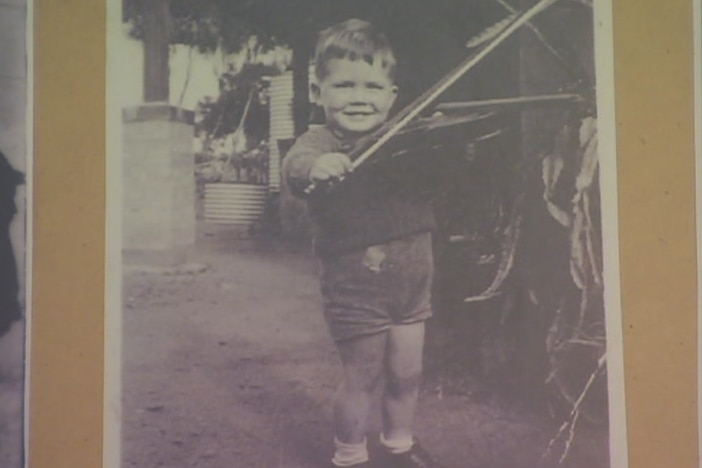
[343,368,383,394]
[385,372,421,397]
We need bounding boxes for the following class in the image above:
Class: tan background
[29,0,697,467]
[31,1,105,467]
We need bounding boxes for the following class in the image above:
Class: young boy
[283,19,443,468]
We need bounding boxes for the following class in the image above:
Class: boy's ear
[390,85,399,105]
[310,83,321,103]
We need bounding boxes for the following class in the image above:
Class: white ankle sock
[332,437,369,466]
[380,432,414,454]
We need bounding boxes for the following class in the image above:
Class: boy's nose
[349,87,369,103]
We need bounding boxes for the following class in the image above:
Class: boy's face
[313,57,398,137]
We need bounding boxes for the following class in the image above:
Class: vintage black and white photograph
[107,1,626,467]
[0,1,30,467]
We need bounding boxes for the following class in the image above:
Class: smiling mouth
[344,112,374,118]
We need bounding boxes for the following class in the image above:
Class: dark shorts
[320,232,434,342]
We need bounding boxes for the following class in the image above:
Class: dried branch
[465,13,517,49]
[491,0,569,67]
[543,352,606,464]
[464,207,522,303]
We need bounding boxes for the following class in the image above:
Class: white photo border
[593,1,629,466]
[104,1,124,467]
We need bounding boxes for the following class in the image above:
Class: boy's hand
[308,152,353,183]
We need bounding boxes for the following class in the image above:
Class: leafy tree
[196,62,279,143]
[122,0,319,54]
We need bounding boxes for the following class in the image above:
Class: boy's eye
[367,83,385,90]
[334,81,354,88]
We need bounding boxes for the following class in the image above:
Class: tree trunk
[291,35,313,136]
[143,0,171,102]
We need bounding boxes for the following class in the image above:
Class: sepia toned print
[107,1,625,467]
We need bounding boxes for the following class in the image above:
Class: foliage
[192,60,279,187]
[123,0,275,53]
[195,139,269,185]
[122,0,327,54]
[196,62,278,142]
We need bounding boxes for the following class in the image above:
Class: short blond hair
[314,19,397,82]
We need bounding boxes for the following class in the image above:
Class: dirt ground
[121,225,610,468]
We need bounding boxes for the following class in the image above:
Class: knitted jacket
[283,125,436,256]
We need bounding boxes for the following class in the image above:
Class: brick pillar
[122,103,195,267]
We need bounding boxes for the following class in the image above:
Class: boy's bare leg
[382,321,425,441]
[334,331,387,443]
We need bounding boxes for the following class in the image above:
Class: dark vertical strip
[292,35,312,136]
[143,0,170,102]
